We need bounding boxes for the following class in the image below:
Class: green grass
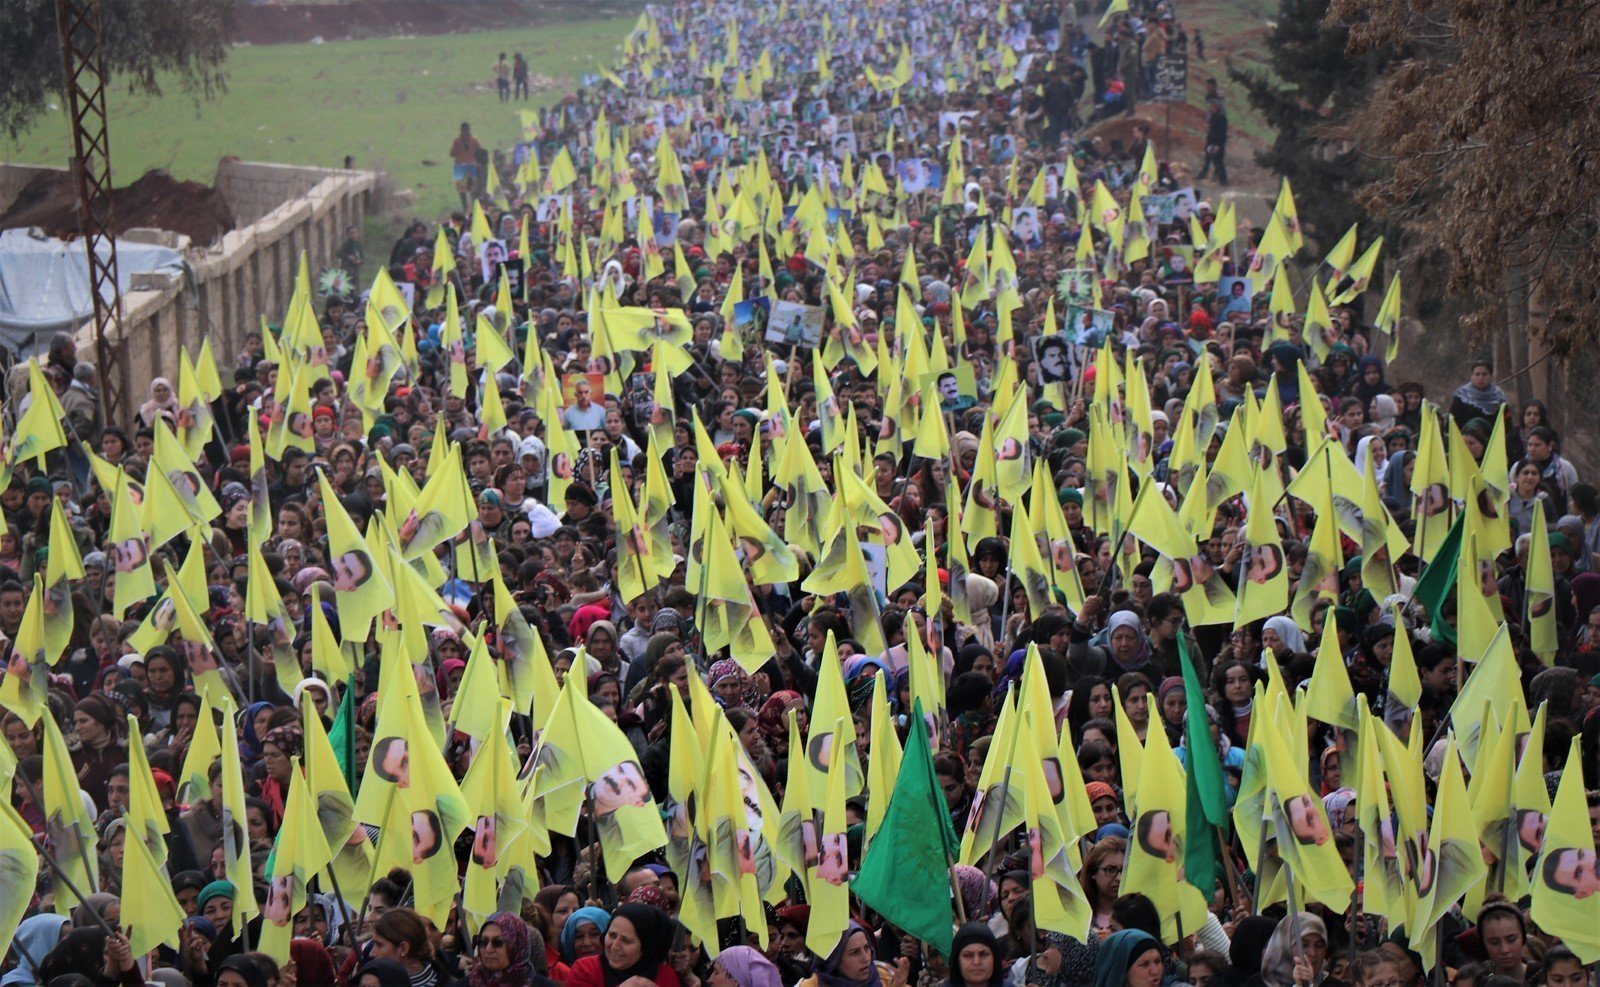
[1,17,636,221]
[1178,0,1279,146]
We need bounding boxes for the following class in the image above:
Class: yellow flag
[1529,739,1600,962]
[120,810,188,958]
[1119,696,1209,942]
[42,711,97,912]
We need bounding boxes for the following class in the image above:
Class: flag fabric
[1530,739,1600,962]
[852,701,958,955]
[1179,632,1226,899]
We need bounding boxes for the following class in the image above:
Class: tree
[1229,0,1390,250]
[1327,0,1600,354]
[0,0,231,139]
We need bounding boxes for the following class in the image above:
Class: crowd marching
[0,3,1596,987]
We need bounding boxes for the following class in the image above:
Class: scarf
[963,575,998,653]
[1452,378,1506,416]
[559,907,611,963]
[815,927,883,987]
[758,691,804,741]
[1104,610,1151,672]
[2,914,69,986]
[716,947,784,987]
[1092,930,1160,987]
[601,904,672,987]
[468,912,534,987]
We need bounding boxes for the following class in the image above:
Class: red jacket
[565,955,681,987]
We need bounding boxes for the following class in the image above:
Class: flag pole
[13,763,112,935]
[23,832,118,937]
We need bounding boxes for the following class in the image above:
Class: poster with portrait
[1056,268,1098,308]
[938,111,979,144]
[732,297,772,342]
[897,158,931,194]
[765,300,826,349]
[1219,277,1254,317]
[922,364,979,413]
[1068,306,1115,349]
[1162,246,1196,286]
[1171,188,1200,222]
[1031,332,1073,385]
[498,258,525,301]
[1141,193,1177,226]
[830,131,857,162]
[536,195,571,223]
[478,240,508,282]
[1011,206,1042,248]
[624,196,654,235]
[560,373,606,407]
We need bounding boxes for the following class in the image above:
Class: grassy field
[0,16,636,221]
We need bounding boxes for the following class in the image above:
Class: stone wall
[0,161,379,427]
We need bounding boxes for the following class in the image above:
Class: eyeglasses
[1098,865,1123,876]
[477,936,505,949]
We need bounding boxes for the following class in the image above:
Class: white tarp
[0,227,186,353]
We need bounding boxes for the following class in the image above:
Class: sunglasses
[477,936,505,949]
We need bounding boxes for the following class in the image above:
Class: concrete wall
[0,160,380,427]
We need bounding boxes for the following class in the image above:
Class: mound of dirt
[0,169,236,245]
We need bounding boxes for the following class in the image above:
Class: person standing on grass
[493,52,511,102]
[513,53,530,100]
[451,122,483,212]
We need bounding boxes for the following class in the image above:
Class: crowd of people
[1,3,1598,987]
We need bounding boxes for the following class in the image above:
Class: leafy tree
[1228,0,1389,249]
[0,0,231,139]
[1327,0,1600,354]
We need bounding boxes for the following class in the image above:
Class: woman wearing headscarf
[1379,450,1416,522]
[796,925,906,987]
[71,696,128,813]
[708,947,783,987]
[1229,916,1279,987]
[237,700,278,767]
[956,576,999,653]
[1261,616,1307,670]
[1091,931,1163,987]
[290,940,339,987]
[565,903,679,987]
[464,912,534,987]
[1351,357,1389,407]
[707,659,761,711]
[139,377,180,427]
[944,925,1005,987]
[561,908,612,965]
[2,913,70,987]
[1259,913,1334,987]
[1103,611,1161,683]
[756,691,805,755]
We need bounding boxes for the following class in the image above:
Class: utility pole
[55,0,124,423]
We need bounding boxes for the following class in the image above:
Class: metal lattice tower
[55,0,123,420]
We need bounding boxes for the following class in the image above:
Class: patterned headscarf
[708,659,760,709]
[468,912,533,987]
[758,691,804,741]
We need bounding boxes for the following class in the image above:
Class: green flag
[851,700,957,956]
[1410,511,1463,649]
[1180,629,1226,898]
[328,676,357,792]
